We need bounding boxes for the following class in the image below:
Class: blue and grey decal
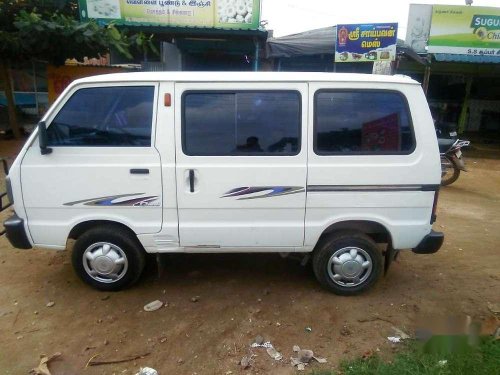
[221,186,304,200]
[64,193,160,207]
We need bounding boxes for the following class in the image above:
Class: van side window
[314,90,415,154]
[182,91,301,156]
[47,86,155,147]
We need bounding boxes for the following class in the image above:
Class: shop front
[78,0,267,72]
[403,4,500,135]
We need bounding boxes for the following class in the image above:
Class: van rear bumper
[3,213,32,249]
[412,230,444,254]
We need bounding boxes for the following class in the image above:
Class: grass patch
[312,337,500,375]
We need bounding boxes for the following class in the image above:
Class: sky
[261,0,500,38]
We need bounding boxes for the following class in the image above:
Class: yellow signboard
[78,0,261,30]
[429,5,500,56]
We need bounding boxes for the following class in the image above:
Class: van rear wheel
[72,226,146,291]
[312,231,383,295]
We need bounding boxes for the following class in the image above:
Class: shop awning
[266,26,425,65]
[266,26,336,58]
[434,53,500,64]
[116,24,268,40]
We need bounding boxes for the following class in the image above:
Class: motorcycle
[439,137,470,186]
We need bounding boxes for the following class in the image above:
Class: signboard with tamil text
[428,5,500,56]
[78,0,261,30]
[335,23,398,63]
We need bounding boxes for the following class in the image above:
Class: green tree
[0,1,156,138]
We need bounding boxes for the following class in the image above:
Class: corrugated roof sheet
[434,53,500,63]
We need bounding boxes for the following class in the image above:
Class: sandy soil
[0,140,499,374]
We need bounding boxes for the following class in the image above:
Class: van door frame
[173,81,309,251]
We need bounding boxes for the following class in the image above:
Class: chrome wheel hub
[83,242,128,283]
[327,247,372,287]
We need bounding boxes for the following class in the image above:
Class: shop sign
[428,5,500,56]
[78,0,261,30]
[405,4,433,53]
[335,23,398,63]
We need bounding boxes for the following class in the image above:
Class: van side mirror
[38,121,52,155]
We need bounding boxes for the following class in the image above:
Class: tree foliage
[0,0,158,137]
[0,1,154,65]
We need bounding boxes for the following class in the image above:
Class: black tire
[72,225,146,291]
[312,231,383,296]
[441,155,460,186]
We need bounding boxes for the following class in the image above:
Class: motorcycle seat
[438,138,455,153]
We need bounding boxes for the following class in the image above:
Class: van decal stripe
[64,193,160,207]
[221,186,305,200]
[307,185,440,192]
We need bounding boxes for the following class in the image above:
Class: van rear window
[314,90,415,155]
[47,86,154,147]
[182,91,301,156]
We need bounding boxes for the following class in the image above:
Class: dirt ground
[0,139,499,375]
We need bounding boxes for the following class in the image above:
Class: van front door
[175,82,308,249]
[20,83,162,248]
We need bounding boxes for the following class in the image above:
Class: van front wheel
[313,232,382,295]
[72,226,146,291]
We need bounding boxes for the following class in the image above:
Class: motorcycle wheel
[441,155,460,186]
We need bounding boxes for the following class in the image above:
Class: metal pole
[422,65,431,96]
[254,38,259,71]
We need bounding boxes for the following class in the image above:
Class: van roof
[75,71,420,85]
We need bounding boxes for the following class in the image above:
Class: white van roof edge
[73,71,420,86]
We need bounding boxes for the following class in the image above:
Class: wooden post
[458,76,473,134]
[422,55,432,96]
[0,60,21,139]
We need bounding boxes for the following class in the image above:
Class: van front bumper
[3,213,32,249]
[412,230,444,254]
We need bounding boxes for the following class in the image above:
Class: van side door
[174,82,308,249]
[20,83,163,248]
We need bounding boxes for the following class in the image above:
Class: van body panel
[305,83,440,250]
[153,81,180,250]
[19,82,163,247]
[174,82,308,247]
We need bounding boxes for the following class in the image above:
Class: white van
[1,72,444,295]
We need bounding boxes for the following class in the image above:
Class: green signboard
[78,0,261,30]
[428,5,500,56]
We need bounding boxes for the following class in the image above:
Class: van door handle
[130,168,149,174]
[189,169,195,192]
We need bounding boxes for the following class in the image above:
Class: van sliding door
[174,82,308,249]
